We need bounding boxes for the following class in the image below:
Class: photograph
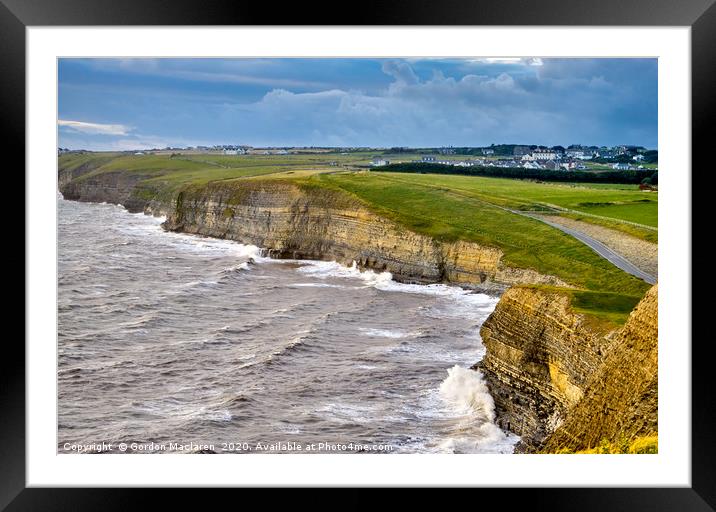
[56,56,659,456]
[8,6,710,500]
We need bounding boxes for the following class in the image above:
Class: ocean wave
[295,260,498,307]
[439,365,495,420]
[359,327,419,339]
[132,397,234,423]
[270,329,316,358]
[220,262,251,274]
[290,282,348,289]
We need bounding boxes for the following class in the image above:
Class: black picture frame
[6,0,713,508]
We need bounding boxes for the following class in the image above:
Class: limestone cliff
[164,180,568,287]
[541,285,658,452]
[479,285,657,452]
[59,171,567,288]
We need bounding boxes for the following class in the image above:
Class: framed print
[7,0,714,508]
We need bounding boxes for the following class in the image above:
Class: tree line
[371,162,659,185]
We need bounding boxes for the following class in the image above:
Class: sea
[58,195,519,454]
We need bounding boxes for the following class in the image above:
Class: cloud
[58,132,214,152]
[159,70,329,89]
[219,59,656,147]
[469,57,543,66]
[58,119,132,135]
[58,58,657,149]
[80,58,329,90]
[381,60,419,85]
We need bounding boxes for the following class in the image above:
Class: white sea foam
[296,260,393,286]
[437,431,520,454]
[359,328,418,339]
[439,365,495,419]
[133,398,233,423]
[113,205,264,260]
[202,409,233,422]
[433,365,521,453]
[290,282,347,289]
[221,262,250,273]
[295,260,498,307]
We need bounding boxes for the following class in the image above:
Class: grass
[59,153,354,210]
[60,153,656,306]
[556,435,658,454]
[61,153,341,194]
[310,172,651,297]
[521,285,643,328]
[358,171,658,227]
[58,152,123,173]
[569,289,642,326]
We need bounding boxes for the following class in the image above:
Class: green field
[306,171,651,298]
[59,152,656,315]
[352,172,657,227]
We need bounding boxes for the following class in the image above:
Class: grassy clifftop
[308,172,651,298]
[59,152,653,302]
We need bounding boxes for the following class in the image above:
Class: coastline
[57,168,658,453]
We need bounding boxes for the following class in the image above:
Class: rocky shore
[59,165,658,453]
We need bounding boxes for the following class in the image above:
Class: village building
[566,149,593,160]
[523,150,559,161]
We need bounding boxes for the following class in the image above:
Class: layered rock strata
[479,285,658,452]
[541,285,658,452]
[60,173,567,288]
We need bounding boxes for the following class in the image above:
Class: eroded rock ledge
[479,285,658,452]
[62,173,568,289]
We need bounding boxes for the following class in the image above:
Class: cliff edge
[479,284,658,452]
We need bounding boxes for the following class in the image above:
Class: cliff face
[479,285,657,452]
[478,287,613,451]
[60,171,164,214]
[164,181,573,287]
[59,170,567,288]
[541,285,658,452]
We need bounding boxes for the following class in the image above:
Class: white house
[371,157,390,167]
[522,150,557,161]
[632,154,645,162]
[532,150,558,161]
[566,150,593,160]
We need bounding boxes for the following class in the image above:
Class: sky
[57,58,658,150]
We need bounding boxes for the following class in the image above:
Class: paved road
[367,174,657,285]
[517,212,657,285]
